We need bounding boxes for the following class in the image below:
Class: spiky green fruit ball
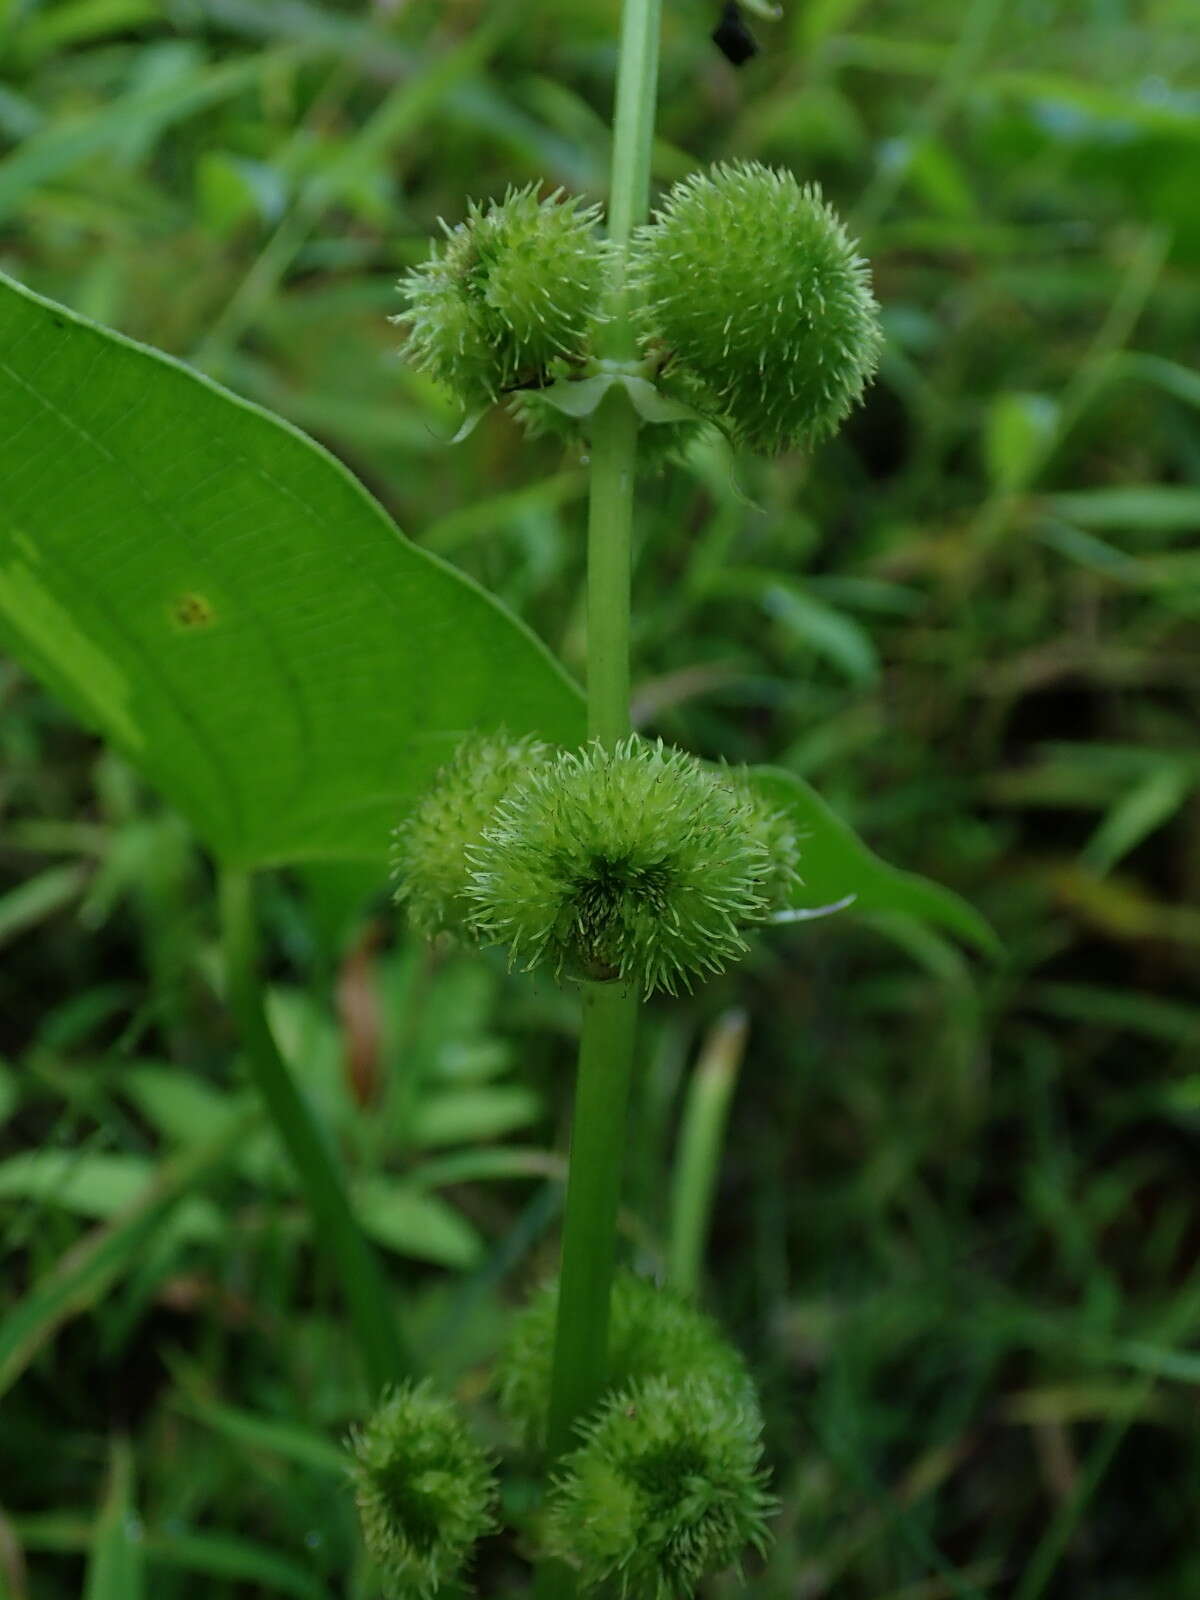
[739,782,802,914]
[496,1269,757,1451]
[467,737,773,995]
[396,185,609,408]
[350,1380,497,1600]
[631,161,882,454]
[544,1374,775,1600]
[392,733,553,940]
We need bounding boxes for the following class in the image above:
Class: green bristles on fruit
[544,1373,775,1600]
[466,736,775,995]
[349,1380,497,1600]
[631,160,882,455]
[395,185,610,409]
[391,732,553,940]
[496,1268,758,1452]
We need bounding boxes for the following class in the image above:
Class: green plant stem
[585,389,638,745]
[535,7,661,1592]
[585,0,661,747]
[604,0,663,333]
[218,867,410,1396]
[545,982,640,1459]
[667,1009,749,1298]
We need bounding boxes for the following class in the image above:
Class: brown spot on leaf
[171,592,216,630]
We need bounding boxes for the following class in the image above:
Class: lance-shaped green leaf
[0,271,583,868]
[749,766,1001,958]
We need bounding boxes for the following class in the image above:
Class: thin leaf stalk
[218,867,411,1396]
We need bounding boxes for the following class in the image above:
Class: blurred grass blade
[17,0,163,56]
[667,1010,748,1298]
[0,272,584,869]
[219,869,412,1393]
[0,1113,254,1400]
[750,766,1000,956]
[84,1439,142,1600]
[15,1515,329,1598]
[407,1085,543,1147]
[0,56,267,222]
[352,1178,483,1270]
[1032,983,1200,1044]
[984,391,1059,491]
[709,567,879,685]
[0,1150,220,1236]
[177,1396,348,1477]
[1081,766,1191,876]
[1046,486,1200,541]
[195,11,515,367]
[760,580,879,685]
[0,863,88,949]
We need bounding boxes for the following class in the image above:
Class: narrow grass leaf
[178,1397,348,1477]
[0,864,89,949]
[1045,486,1200,540]
[1080,765,1191,876]
[0,1114,252,1399]
[84,1439,143,1600]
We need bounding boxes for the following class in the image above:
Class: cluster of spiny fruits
[392,162,882,994]
[391,733,800,997]
[363,158,886,1598]
[352,1273,774,1599]
[398,161,881,456]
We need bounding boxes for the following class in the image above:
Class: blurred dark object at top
[713,2,759,66]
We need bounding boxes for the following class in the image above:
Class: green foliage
[397,185,609,410]
[2,2,1198,1596]
[467,737,793,993]
[545,1373,774,1599]
[85,1440,144,1600]
[0,272,584,868]
[496,1268,755,1451]
[392,732,554,938]
[350,1379,497,1599]
[632,162,881,453]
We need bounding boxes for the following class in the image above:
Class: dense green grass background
[2,1,1198,1595]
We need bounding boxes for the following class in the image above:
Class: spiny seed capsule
[396,185,610,408]
[392,733,554,940]
[545,1373,775,1600]
[350,1380,497,1600]
[466,737,776,995]
[631,161,882,454]
[497,1269,758,1451]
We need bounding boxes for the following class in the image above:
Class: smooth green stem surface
[545,982,641,1461]
[608,0,660,247]
[218,868,410,1396]
[537,10,660,1596]
[603,0,662,354]
[667,1010,749,1298]
[586,389,638,745]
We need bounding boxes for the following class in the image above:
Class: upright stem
[585,0,661,748]
[219,868,411,1397]
[539,0,662,1498]
[585,392,637,745]
[604,0,663,342]
[545,982,640,1458]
